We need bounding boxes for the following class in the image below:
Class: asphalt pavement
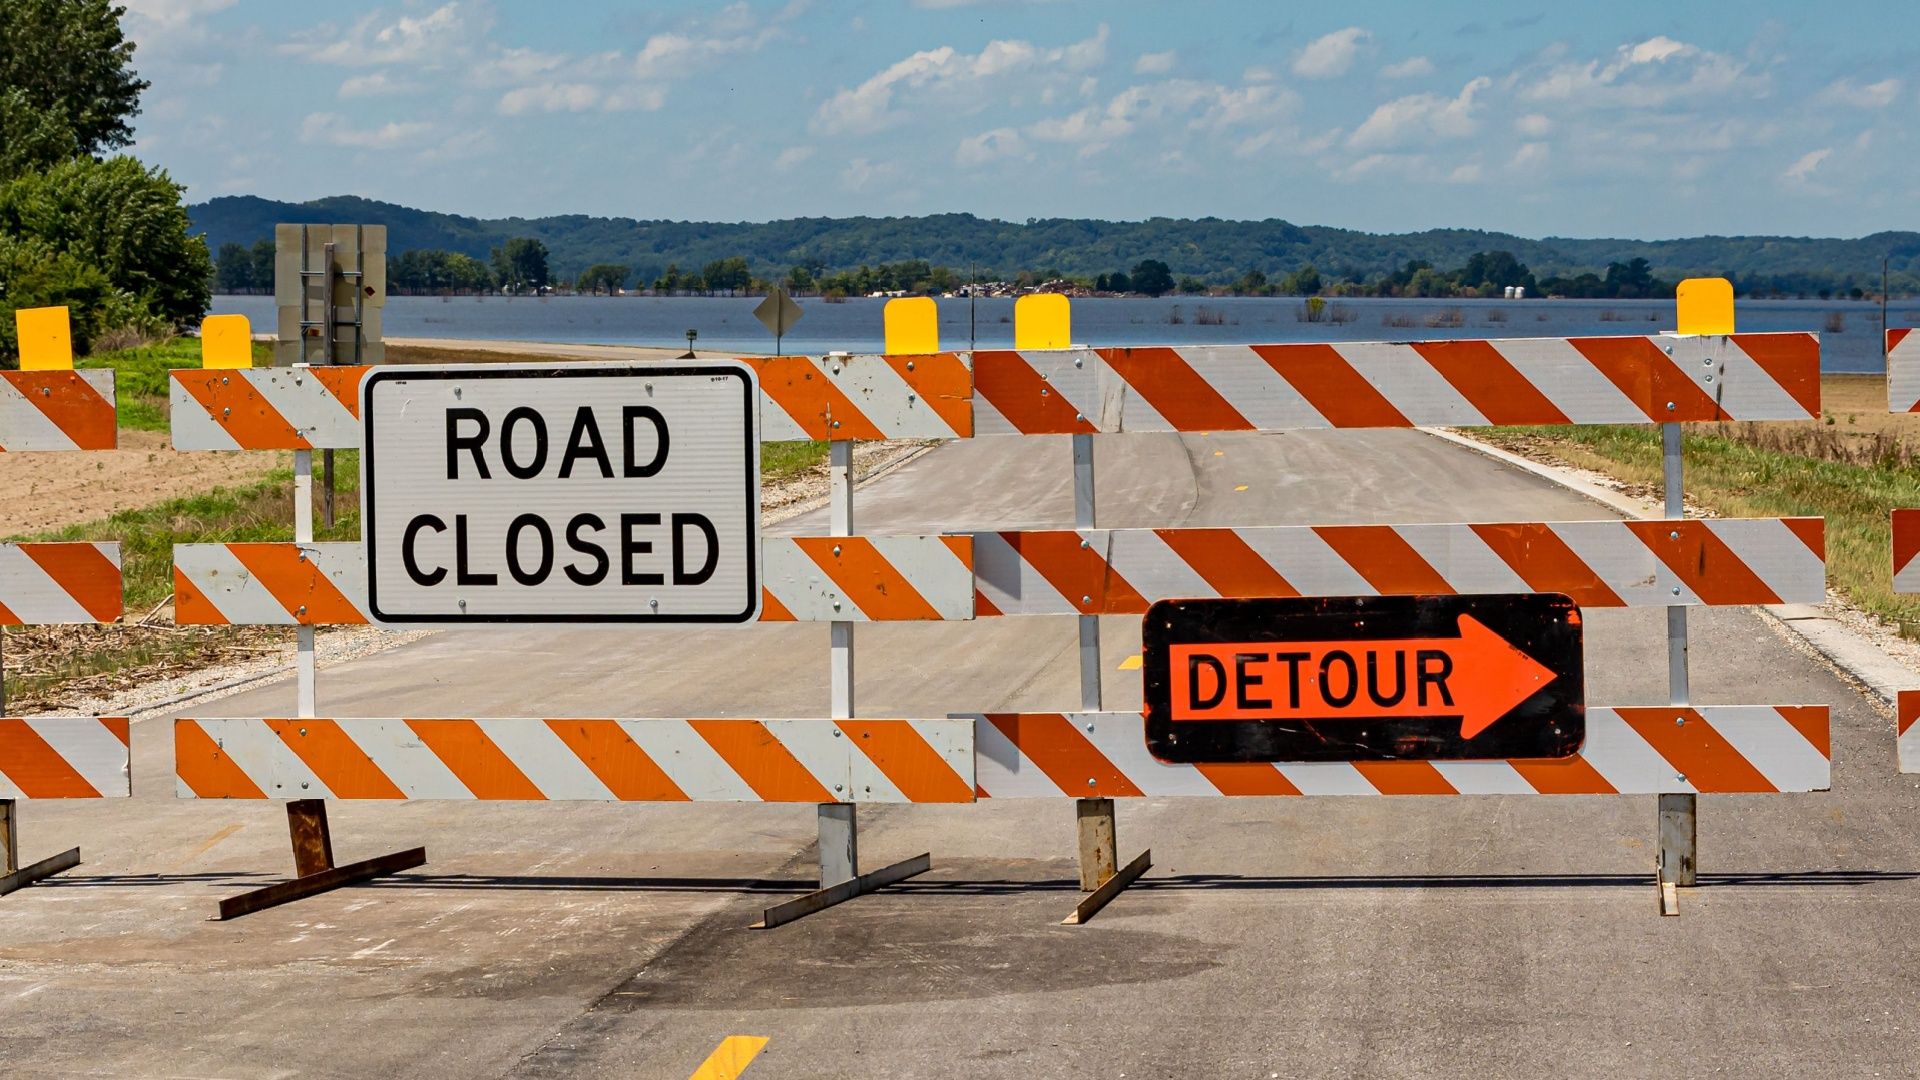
[1,428,1915,1079]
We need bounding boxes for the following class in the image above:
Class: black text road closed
[1141,594,1583,763]
[361,364,759,623]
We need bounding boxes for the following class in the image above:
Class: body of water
[211,294,1920,373]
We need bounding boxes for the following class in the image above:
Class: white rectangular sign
[361,363,760,623]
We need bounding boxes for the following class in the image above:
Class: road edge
[1423,426,1913,713]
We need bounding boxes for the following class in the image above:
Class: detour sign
[1142,594,1583,763]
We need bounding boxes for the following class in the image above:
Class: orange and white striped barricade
[171,538,976,626]
[971,520,1826,615]
[970,332,1819,435]
[2,308,126,896]
[1888,326,1920,770]
[969,708,1829,798]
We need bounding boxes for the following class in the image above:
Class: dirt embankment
[1,430,285,537]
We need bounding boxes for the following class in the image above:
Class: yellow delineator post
[1014,293,1071,350]
[1676,276,1735,336]
[200,314,253,369]
[883,296,939,354]
[15,307,73,370]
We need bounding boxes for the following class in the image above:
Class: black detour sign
[361,364,759,623]
[1142,594,1583,763]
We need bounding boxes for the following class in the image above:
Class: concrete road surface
[2,429,1915,1079]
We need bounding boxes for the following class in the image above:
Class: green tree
[1279,264,1322,295]
[215,241,254,293]
[1234,267,1268,295]
[786,264,815,292]
[490,236,549,293]
[0,154,211,328]
[700,256,751,294]
[578,262,629,295]
[0,0,149,179]
[250,237,275,292]
[0,232,112,362]
[1130,259,1174,296]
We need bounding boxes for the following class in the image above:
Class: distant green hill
[187,194,1920,295]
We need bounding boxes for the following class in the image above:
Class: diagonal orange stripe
[103,717,129,747]
[311,366,369,419]
[174,720,266,798]
[265,718,405,798]
[986,714,1144,797]
[1894,511,1920,579]
[0,718,100,797]
[686,719,836,802]
[971,351,1097,434]
[1250,344,1411,427]
[173,370,310,449]
[789,537,941,620]
[1005,531,1149,614]
[1193,762,1301,796]
[837,720,974,802]
[1313,526,1454,594]
[1616,708,1775,793]
[1509,753,1617,794]
[757,586,795,621]
[543,719,689,801]
[1773,706,1830,760]
[405,719,546,799]
[1101,347,1253,431]
[1352,760,1457,795]
[226,544,367,624]
[1900,692,1920,738]
[1155,528,1298,598]
[20,543,120,621]
[173,566,227,624]
[1782,517,1824,560]
[3,372,116,449]
[1624,521,1781,605]
[1729,333,1819,419]
[1411,340,1572,425]
[1570,337,1722,422]
[884,354,972,436]
[1469,523,1626,607]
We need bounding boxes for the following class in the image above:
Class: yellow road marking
[1118,655,1142,671]
[1234,484,1249,492]
[690,1036,768,1080]
[1213,450,1224,457]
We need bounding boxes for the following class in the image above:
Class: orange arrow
[1166,614,1558,739]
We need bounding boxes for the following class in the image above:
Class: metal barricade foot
[214,799,424,920]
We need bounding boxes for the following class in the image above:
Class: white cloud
[497,82,665,115]
[956,127,1027,165]
[1293,27,1368,79]
[121,0,237,31]
[299,112,432,149]
[338,72,418,99]
[1510,142,1549,168]
[1521,35,1755,108]
[1380,56,1434,79]
[1783,147,1831,183]
[774,146,815,170]
[293,2,476,67]
[812,25,1108,136]
[1816,78,1902,108]
[1134,50,1176,75]
[1514,113,1552,137]
[1347,76,1489,150]
[841,157,897,190]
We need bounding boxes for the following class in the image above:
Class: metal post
[293,437,317,719]
[1072,432,1122,892]
[821,438,858,887]
[320,242,337,529]
[1659,422,1697,904]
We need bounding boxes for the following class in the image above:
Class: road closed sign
[361,363,759,623]
[1142,594,1582,763]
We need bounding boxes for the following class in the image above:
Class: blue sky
[120,0,1918,238]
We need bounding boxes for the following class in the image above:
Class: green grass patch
[78,337,276,432]
[763,439,829,483]
[1483,424,1920,638]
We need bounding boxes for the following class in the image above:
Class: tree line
[0,0,210,364]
